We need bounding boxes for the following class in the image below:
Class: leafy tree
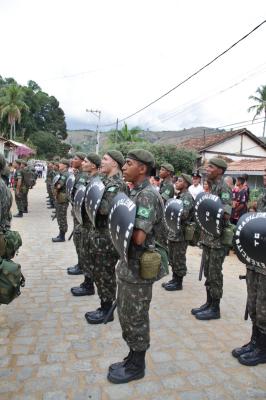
[107,141,197,174]
[248,85,266,137]
[0,84,29,139]
[108,123,144,144]
[29,131,70,159]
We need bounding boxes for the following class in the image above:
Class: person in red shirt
[231,176,248,224]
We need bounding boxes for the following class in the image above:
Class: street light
[86,109,101,155]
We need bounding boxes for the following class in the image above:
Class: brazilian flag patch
[137,206,151,218]
[107,186,116,192]
[221,192,230,200]
[164,189,170,195]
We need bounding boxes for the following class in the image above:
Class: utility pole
[86,109,101,154]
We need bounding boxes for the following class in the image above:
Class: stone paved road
[0,180,265,400]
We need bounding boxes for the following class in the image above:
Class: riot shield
[73,185,87,225]
[164,198,183,234]
[52,173,61,187]
[194,192,224,237]
[66,174,75,202]
[108,192,136,262]
[84,177,105,226]
[234,212,266,268]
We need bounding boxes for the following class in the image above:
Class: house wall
[202,134,266,160]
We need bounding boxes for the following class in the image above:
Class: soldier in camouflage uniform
[52,159,70,242]
[70,153,101,296]
[13,159,25,218]
[163,174,194,291]
[46,162,56,208]
[66,152,88,276]
[191,157,232,320]
[0,155,12,234]
[85,150,127,325]
[20,160,29,213]
[233,172,266,366]
[107,149,165,384]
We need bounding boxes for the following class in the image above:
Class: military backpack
[0,258,25,304]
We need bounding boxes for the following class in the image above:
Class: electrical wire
[102,19,266,127]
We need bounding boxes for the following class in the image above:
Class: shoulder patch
[164,189,171,195]
[61,176,66,181]
[137,206,151,218]
[221,192,230,200]
[183,199,190,206]
[107,186,116,192]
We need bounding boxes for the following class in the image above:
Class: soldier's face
[122,158,140,183]
[206,164,220,179]
[72,158,82,169]
[175,177,185,191]
[159,167,168,179]
[59,163,66,172]
[101,154,114,174]
[82,159,92,172]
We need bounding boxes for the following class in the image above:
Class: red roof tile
[227,158,266,172]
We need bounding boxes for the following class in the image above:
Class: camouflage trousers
[89,229,118,304]
[80,223,93,279]
[246,269,266,334]
[73,214,82,267]
[47,182,54,203]
[56,202,69,233]
[15,192,24,213]
[168,240,188,277]
[117,279,153,351]
[202,245,227,300]
[21,188,29,210]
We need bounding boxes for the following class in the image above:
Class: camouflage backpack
[23,167,37,188]
[0,258,25,304]
[0,230,22,260]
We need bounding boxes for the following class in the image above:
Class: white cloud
[1,0,266,135]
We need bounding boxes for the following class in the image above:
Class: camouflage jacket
[200,176,232,248]
[57,170,70,193]
[159,177,174,203]
[117,178,164,284]
[0,177,12,231]
[95,172,128,231]
[257,188,266,212]
[168,190,194,242]
[13,169,25,190]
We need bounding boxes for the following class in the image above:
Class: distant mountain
[66,126,224,150]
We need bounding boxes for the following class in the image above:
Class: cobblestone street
[0,180,265,400]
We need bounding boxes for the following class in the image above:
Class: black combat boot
[13,211,23,218]
[232,325,258,358]
[109,349,134,372]
[84,301,114,324]
[107,350,146,384]
[52,231,65,242]
[238,330,266,366]
[191,288,212,315]
[71,277,95,296]
[23,207,28,213]
[161,273,177,288]
[195,298,220,320]
[164,276,183,291]
[67,264,83,275]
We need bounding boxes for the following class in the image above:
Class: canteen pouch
[57,192,67,204]
[221,223,235,246]
[140,247,161,280]
[189,223,201,247]
[0,258,25,304]
[1,230,22,260]
[185,222,196,241]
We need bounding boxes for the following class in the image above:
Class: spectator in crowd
[203,179,211,193]
[150,176,160,191]
[231,176,248,224]
[189,171,203,199]
[242,173,250,201]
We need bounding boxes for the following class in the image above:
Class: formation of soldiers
[44,149,266,384]
[13,159,37,217]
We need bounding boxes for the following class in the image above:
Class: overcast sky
[1,0,266,135]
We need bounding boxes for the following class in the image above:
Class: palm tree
[109,123,143,144]
[0,84,29,140]
[248,85,266,137]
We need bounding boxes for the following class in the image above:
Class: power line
[102,19,266,127]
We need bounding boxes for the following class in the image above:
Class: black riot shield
[194,192,224,237]
[233,212,266,268]
[52,173,61,187]
[85,177,105,226]
[108,192,136,262]
[66,174,75,202]
[164,198,183,234]
[73,185,87,225]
